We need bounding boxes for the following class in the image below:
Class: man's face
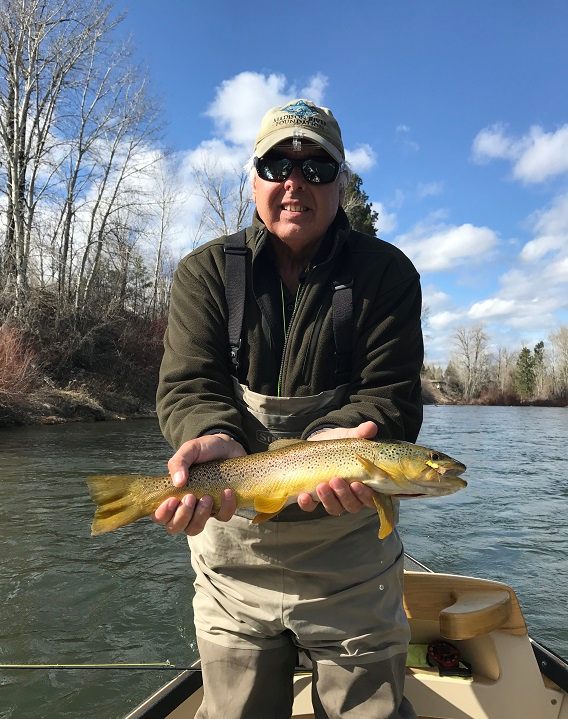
[253,145,342,248]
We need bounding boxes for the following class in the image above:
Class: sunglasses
[254,154,342,185]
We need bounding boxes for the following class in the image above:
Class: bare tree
[144,155,182,318]
[0,0,120,315]
[191,159,253,240]
[452,325,489,401]
[493,346,515,394]
[549,327,568,400]
[73,74,160,312]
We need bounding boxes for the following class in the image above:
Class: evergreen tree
[515,347,536,401]
[342,173,379,235]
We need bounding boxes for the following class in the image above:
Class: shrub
[0,324,41,404]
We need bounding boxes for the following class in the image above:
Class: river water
[0,406,566,718]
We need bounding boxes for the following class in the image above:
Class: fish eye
[430,452,440,461]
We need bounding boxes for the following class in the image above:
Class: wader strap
[224,229,248,374]
[224,228,353,384]
[332,256,353,385]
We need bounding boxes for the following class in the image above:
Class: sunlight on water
[0,407,566,718]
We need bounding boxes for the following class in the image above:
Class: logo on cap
[280,100,319,119]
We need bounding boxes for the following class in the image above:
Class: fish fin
[87,475,149,536]
[355,454,409,489]
[268,438,305,451]
[253,495,288,514]
[252,511,280,524]
[372,493,395,539]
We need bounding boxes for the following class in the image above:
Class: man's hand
[297,421,378,516]
[152,433,246,536]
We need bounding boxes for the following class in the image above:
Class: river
[0,406,566,718]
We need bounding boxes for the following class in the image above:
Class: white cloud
[472,123,568,183]
[514,126,568,183]
[371,201,397,235]
[468,298,516,320]
[521,192,568,261]
[428,311,463,330]
[204,71,332,151]
[417,181,444,199]
[422,286,451,311]
[395,124,419,152]
[471,123,517,162]
[205,72,290,148]
[346,144,376,172]
[299,73,328,105]
[394,218,499,272]
[183,138,248,175]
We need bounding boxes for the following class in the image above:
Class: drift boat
[123,553,568,719]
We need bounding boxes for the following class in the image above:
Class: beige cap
[254,99,345,162]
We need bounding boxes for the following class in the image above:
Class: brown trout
[87,437,466,539]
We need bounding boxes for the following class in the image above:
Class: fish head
[399,443,467,496]
[370,440,467,497]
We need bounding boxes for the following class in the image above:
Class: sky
[112,0,568,365]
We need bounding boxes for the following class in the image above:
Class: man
[154,99,423,718]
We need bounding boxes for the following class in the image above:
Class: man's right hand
[152,433,246,536]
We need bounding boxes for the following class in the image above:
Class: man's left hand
[297,421,378,516]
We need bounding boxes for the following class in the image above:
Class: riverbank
[0,376,156,428]
[2,377,443,428]
[1,376,563,429]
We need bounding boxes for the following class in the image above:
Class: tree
[515,346,536,401]
[191,159,253,241]
[0,0,120,315]
[452,326,489,401]
[342,173,378,235]
[549,327,568,400]
[533,340,545,397]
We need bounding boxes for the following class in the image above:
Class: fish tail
[87,475,149,536]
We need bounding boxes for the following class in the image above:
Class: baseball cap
[254,99,345,162]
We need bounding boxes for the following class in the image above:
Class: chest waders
[223,228,354,521]
[186,229,413,719]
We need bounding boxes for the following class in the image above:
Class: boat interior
[125,559,568,719]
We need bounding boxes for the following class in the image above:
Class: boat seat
[403,571,527,640]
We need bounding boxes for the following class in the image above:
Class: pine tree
[515,347,536,401]
[342,173,379,235]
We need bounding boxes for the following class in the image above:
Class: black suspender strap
[332,260,353,385]
[223,229,248,374]
[224,228,353,385]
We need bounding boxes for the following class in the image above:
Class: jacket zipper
[277,278,307,397]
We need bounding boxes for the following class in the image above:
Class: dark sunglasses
[254,154,342,185]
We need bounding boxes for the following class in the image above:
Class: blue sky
[113,0,568,365]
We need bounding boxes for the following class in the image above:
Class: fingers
[214,489,237,522]
[152,489,237,536]
[297,491,319,512]
[307,421,378,442]
[354,421,379,439]
[156,434,244,536]
[316,478,376,516]
[167,434,247,487]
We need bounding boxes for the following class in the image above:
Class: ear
[252,173,258,204]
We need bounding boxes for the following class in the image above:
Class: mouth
[281,204,309,213]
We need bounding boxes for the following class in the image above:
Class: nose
[283,164,305,191]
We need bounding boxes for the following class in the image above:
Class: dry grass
[0,324,41,404]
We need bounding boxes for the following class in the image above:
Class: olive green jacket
[157,209,423,452]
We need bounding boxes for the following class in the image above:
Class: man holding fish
[153,99,426,719]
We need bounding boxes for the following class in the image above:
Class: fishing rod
[0,662,183,671]
[0,662,313,673]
